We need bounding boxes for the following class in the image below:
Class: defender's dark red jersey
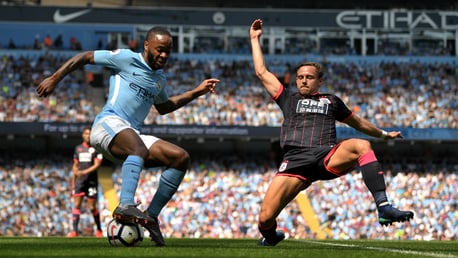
[274,85,353,148]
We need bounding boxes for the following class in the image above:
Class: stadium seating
[1,51,456,128]
[0,155,456,240]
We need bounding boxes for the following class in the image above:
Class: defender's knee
[353,139,372,154]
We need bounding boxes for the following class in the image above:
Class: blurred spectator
[70,37,82,50]
[43,35,53,50]
[8,38,16,49]
[97,39,103,50]
[53,35,63,50]
[33,36,42,50]
[129,38,138,52]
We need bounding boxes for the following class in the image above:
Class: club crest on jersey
[319,97,331,105]
[110,49,121,55]
[157,80,162,91]
[279,160,288,172]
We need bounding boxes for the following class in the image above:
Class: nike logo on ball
[53,9,91,23]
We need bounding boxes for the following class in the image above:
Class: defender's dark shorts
[277,143,355,184]
[74,181,98,199]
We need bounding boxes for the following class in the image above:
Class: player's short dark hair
[146,27,172,41]
[295,62,324,79]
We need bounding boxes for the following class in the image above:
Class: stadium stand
[1,52,457,128]
[0,155,456,240]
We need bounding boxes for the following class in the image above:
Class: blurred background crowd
[1,52,457,128]
[0,155,456,240]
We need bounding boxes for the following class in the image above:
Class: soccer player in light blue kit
[37,27,220,246]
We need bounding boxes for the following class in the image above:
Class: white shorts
[90,115,159,164]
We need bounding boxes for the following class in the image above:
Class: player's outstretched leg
[258,231,285,246]
[378,204,414,226]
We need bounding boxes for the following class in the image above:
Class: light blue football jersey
[92,49,169,130]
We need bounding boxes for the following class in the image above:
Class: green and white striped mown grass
[1,237,457,258]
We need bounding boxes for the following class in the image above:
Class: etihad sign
[336,10,458,30]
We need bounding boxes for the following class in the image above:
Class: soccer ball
[106,219,144,247]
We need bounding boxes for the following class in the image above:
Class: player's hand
[250,19,263,39]
[36,77,57,97]
[75,170,87,176]
[386,131,404,139]
[200,78,220,94]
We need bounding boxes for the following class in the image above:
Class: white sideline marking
[300,240,458,258]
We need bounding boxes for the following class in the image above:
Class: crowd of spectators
[0,48,457,240]
[0,154,456,241]
[0,52,101,122]
[1,52,457,128]
[5,34,456,57]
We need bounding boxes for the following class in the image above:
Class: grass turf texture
[1,237,457,258]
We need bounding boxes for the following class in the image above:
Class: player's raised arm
[250,19,282,98]
[155,78,220,115]
[36,51,94,97]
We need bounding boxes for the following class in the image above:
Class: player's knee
[178,150,191,169]
[353,139,372,153]
[171,148,190,171]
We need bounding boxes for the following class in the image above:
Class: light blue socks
[119,155,144,206]
[147,168,185,217]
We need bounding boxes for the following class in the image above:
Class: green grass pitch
[1,237,457,258]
